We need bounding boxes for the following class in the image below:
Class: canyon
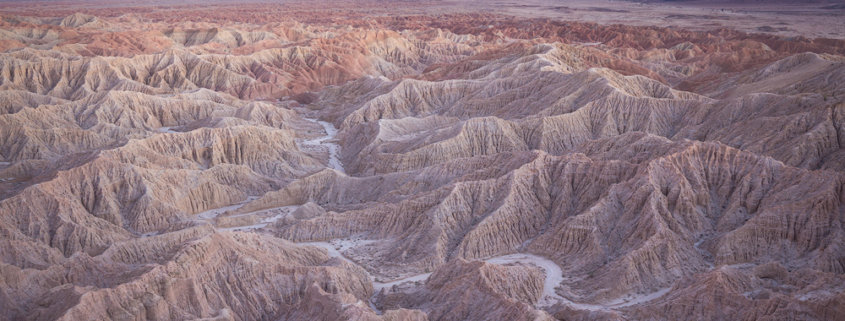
[0,1,844,320]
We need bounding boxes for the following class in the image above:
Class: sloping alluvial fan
[0,2,844,321]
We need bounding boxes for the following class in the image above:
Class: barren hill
[0,1,844,321]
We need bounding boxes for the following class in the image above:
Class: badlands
[1,0,845,320]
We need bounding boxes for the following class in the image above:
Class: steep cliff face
[0,4,844,321]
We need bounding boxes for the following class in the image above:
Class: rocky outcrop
[0,4,844,321]
[1,227,392,321]
[375,259,552,321]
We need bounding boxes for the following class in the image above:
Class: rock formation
[0,1,844,320]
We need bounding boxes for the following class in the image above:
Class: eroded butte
[1,1,844,320]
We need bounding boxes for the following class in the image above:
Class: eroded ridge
[1,1,844,321]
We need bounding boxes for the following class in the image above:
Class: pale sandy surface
[3,0,842,39]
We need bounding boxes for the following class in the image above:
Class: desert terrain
[0,0,844,320]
